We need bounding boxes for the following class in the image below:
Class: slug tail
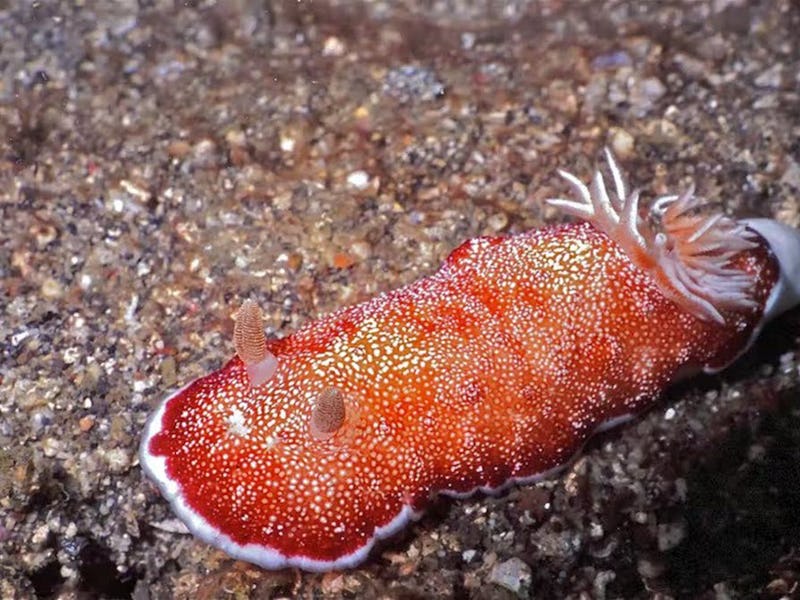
[742,218,800,324]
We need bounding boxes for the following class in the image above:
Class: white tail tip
[743,218,800,323]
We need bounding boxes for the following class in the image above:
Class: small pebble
[609,128,635,159]
[487,212,508,232]
[167,140,191,159]
[279,134,296,153]
[592,50,633,70]
[104,448,131,473]
[190,138,219,169]
[637,556,666,579]
[32,223,58,248]
[657,520,686,551]
[629,76,667,116]
[78,415,96,432]
[754,64,782,89]
[383,65,445,103]
[331,251,356,269]
[346,170,370,190]
[160,356,177,387]
[488,557,532,595]
[321,36,345,57]
[40,277,64,300]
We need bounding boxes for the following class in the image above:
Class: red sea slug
[140,150,800,571]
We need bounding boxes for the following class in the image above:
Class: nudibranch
[140,150,800,571]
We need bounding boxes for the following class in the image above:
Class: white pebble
[346,170,370,190]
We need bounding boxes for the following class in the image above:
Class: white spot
[226,407,251,438]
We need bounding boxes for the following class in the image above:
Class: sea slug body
[140,150,800,571]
